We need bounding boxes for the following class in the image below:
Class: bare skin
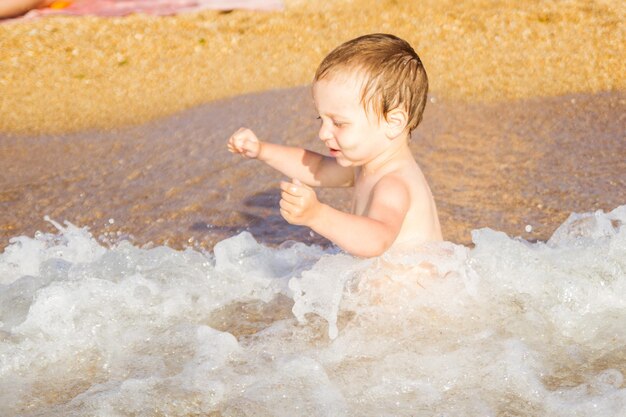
[0,0,54,18]
[228,71,442,257]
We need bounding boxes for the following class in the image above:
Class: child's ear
[384,108,408,139]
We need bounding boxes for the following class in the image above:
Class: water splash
[1,206,625,416]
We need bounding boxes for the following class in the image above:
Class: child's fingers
[233,136,245,150]
[231,127,248,141]
[228,127,254,152]
[280,180,300,196]
[279,200,302,224]
[279,207,292,222]
[227,135,242,151]
[279,199,296,219]
[280,190,302,205]
[242,138,256,153]
[292,178,314,192]
[228,139,253,158]
[279,198,291,211]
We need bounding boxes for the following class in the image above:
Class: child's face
[312,72,390,168]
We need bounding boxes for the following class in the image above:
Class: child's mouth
[329,148,340,156]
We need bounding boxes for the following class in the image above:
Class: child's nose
[318,124,333,141]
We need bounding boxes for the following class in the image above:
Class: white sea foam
[1,206,625,416]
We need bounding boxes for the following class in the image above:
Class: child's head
[314,33,428,135]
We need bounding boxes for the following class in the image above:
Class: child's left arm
[280,177,409,258]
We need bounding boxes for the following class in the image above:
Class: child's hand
[227,127,261,159]
[280,179,321,226]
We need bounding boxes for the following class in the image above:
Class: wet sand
[0,0,624,133]
[1,88,624,250]
[0,4,625,412]
[0,0,624,250]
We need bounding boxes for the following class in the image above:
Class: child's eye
[317,116,345,128]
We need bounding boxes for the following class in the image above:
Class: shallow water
[1,88,624,250]
[0,206,625,416]
[0,88,625,415]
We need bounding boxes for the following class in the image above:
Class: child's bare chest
[350,174,381,215]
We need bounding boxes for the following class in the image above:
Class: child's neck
[361,136,412,176]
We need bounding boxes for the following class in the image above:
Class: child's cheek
[337,134,359,151]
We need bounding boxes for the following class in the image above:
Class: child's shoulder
[374,159,429,196]
[370,170,412,203]
[380,157,421,183]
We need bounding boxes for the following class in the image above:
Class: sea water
[1,205,625,416]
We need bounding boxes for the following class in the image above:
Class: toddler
[228,33,442,257]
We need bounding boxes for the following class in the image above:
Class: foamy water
[1,205,625,416]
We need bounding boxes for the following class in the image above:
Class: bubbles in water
[1,206,625,416]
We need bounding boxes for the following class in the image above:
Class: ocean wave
[1,205,625,416]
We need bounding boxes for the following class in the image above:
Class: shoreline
[1,88,624,250]
[0,0,624,134]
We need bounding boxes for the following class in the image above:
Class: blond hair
[314,33,428,134]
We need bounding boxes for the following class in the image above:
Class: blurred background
[0,0,624,249]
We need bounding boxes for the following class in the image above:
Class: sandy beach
[1,2,626,415]
[0,0,624,133]
[0,0,625,249]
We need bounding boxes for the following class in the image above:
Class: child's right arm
[227,127,353,187]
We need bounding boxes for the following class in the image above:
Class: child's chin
[335,158,354,167]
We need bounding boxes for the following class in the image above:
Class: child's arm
[280,177,409,257]
[227,127,353,187]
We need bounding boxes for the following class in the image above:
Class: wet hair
[314,33,428,134]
